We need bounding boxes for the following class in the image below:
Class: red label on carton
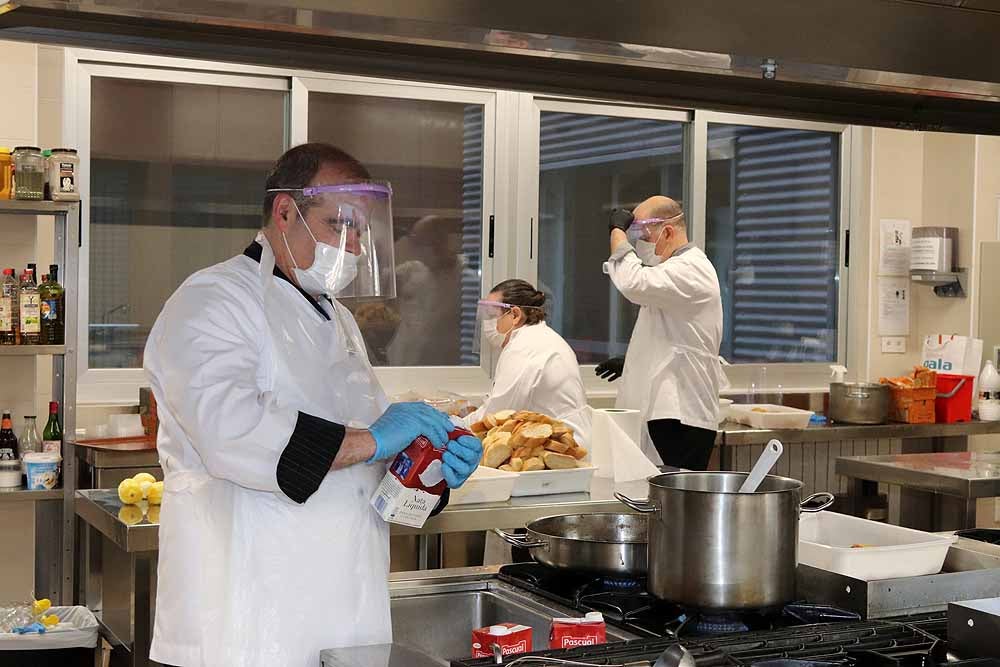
[550,614,606,649]
[471,623,533,658]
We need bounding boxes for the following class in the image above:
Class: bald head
[632,196,685,229]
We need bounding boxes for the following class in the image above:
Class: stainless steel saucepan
[493,512,648,576]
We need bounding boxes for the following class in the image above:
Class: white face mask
[483,317,508,349]
[283,200,361,297]
[635,239,663,266]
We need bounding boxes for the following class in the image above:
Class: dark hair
[491,279,546,325]
[262,143,371,223]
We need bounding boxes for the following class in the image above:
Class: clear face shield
[627,214,681,266]
[473,299,544,355]
[267,181,397,300]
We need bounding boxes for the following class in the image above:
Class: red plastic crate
[936,373,974,423]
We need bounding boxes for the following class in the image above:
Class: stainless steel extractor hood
[2,0,1000,133]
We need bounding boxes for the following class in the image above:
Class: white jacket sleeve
[145,278,298,493]
[608,247,712,309]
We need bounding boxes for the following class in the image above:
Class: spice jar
[0,148,12,199]
[47,149,80,201]
[12,146,44,201]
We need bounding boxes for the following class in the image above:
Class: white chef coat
[467,321,591,445]
[145,236,392,667]
[607,242,724,463]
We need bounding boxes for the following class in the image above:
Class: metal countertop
[835,451,1000,498]
[75,477,651,552]
[722,420,1000,446]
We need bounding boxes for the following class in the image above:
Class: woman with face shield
[142,143,482,667]
[466,280,591,445]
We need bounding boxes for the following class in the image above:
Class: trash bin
[0,606,98,667]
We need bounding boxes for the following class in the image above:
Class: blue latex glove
[441,434,483,489]
[367,402,454,463]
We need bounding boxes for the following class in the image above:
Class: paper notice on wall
[879,219,912,276]
[878,277,910,336]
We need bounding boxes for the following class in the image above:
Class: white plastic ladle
[738,439,784,493]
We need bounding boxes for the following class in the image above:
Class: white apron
[150,236,391,667]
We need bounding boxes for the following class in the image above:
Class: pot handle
[614,491,658,514]
[800,492,836,513]
[492,528,546,549]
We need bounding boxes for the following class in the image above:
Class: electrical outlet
[881,337,907,354]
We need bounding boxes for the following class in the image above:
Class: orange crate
[882,367,938,424]
[888,395,935,424]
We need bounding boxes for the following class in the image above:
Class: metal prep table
[720,420,1000,519]
[75,478,649,666]
[837,452,1000,530]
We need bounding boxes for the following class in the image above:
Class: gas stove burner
[600,576,642,591]
[691,612,750,635]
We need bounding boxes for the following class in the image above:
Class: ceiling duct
[2,0,1000,133]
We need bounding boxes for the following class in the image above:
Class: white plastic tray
[799,511,957,581]
[729,403,814,429]
[510,465,597,497]
[449,466,519,506]
[0,606,99,650]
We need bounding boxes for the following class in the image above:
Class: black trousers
[647,418,717,471]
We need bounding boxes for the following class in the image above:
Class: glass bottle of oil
[39,266,64,345]
[18,269,40,345]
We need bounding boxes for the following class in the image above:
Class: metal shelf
[0,487,64,502]
[911,269,967,297]
[0,199,77,215]
[0,345,66,356]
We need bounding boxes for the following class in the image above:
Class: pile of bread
[470,410,587,472]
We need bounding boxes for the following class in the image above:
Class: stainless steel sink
[386,570,635,665]
[391,589,561,662]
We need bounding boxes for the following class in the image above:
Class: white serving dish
[729,403,814,429]
[510,465,597,497]
[718,398,734,425]
[799,511,957,581]
[448,466,519,506]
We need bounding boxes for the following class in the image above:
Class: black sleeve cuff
[430,487,450,517]
[277,412,346,504]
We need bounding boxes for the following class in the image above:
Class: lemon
[139,480,153,499]
[41,614,59,627]
[118,504,144,525]
[146,504,160,524]
[118,479,143,505]
[147,481,164,505]
[132,472,157,486]
[32,599,51,616]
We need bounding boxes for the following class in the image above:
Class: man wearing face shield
[597,196,724,470]
[143,143,482,667]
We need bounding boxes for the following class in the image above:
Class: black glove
[608,208,634,233]
[595,356,625,382]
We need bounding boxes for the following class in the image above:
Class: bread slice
[493,409,516,424]
[483,441,512,468]
[569,445,588,461]
[498,419,521,433]
[550,423,573,437]
[522,456,545,472]
[542,451,579,470]
[512,445,533,460]
[508,457,524,472]
[543,439,571,454]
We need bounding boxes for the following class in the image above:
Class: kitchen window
[86,75,287,371]
[701,115,847,366]
[306,90,488,368]
[517,101,691,365]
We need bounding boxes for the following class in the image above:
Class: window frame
[691,111,855,393]
[513,96,692,397]
[64,49,860,406]
[295,75,503,396]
